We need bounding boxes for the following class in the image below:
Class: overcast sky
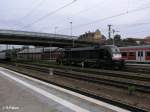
[0,0,150,39]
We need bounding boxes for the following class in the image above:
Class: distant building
[78,29,106,44]
[126,36,150,45]
[132,38,145,45]
[144,36,150,44]
[123,38,146,45]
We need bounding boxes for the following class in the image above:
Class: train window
[138,51,143,56]
[146,51,150,56]
[129,52,135,56]
[122,52,127,56]
[138,52,140,56]
[141,52,143,56]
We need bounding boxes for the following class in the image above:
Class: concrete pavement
[0,67,130,112]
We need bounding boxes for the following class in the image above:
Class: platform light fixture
[70,21,74,47]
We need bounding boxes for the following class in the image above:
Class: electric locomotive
[57,45,124,69]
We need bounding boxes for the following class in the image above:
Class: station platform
[0,67,130,112]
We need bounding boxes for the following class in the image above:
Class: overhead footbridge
[0,30,98,47]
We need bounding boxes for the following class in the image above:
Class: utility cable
[69,0,107,17]
[58,4,150,31]
[115,21,150,27]
[21,0,77,29]
[38,0,109,32]
[123,29,150,36]
[20,0,44,20]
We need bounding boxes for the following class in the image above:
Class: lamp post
[112,29,119,45]
[49,38,51,61]
[112,29,115,45]
[70,22,74,47]
[54,26,58,37]
[0,46,2,51]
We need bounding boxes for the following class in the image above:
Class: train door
[137,51,145,62]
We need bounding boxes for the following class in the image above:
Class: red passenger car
[119,45,150,63]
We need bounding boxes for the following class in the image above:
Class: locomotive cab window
[111,46,120,54]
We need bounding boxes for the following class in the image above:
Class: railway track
[0,62,149,112]
[14,61,150,81]
[5,62,150,93]
[27,64,150,92]
[125,63,150,74]
[22,62,150,81]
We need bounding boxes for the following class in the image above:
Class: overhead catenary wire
[21,0,77,29]
[141,0,150,4]
[58,4,150,32]
[20,0,44,20]
[113,20,150,36]
[115,21,150,27]
[122,29,150,36]
[127,0,130,12]
[38,0,109,32]
[68,0,108,18]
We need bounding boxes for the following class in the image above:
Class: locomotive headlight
[112,54,122,59]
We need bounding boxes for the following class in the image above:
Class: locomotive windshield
[110,46,122,59]
[111,46,121,54]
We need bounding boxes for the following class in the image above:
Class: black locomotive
[57,45,124,69]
